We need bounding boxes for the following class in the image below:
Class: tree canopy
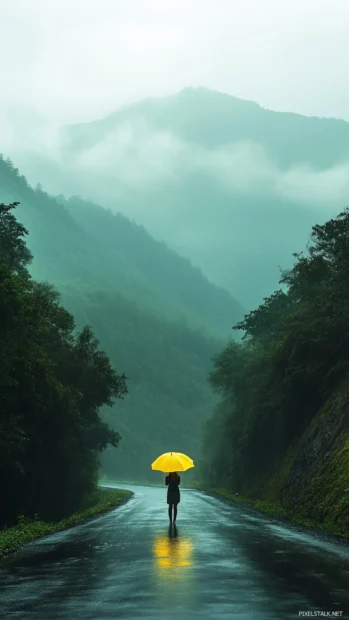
[202,208,349,491]
[0,202,127,525]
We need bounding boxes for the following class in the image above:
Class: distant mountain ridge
[59,195,245,339]
[64,87,349,168]
[0,155,244,340]
[0,153,234,480]
[8,87,349,309]
[58,88,349,309]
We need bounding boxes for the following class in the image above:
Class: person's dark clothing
[165,473,181,506]
[168,503,178,522]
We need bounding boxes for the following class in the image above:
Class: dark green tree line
[0,156,224,486]
[202,208,349,492]
[0,202,127,525]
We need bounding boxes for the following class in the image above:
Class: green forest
[0,154,230,519]
[202,209,349,533]
[51,87,349,310]
[0,200,127,526]
[2,147,349,536]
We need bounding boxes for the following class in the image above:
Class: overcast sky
[1,0,349,125]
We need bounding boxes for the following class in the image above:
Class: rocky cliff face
[250,378,349,537]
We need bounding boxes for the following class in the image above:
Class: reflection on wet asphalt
[1,484,349,619]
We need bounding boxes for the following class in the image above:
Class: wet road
[1,484,349,619]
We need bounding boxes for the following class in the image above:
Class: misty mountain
[59,284,219,482]
[65,87,349,168]
[0,155,236,480]
[0,156,243,340]
[16,86,346,310]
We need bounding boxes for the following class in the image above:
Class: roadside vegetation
[201,208,349,538]
[0,200,127,529]
[0,488,132,559]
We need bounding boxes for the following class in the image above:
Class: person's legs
[173,503,178,522]
[168,504,173,522]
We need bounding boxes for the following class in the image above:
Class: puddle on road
[151,525,197,612]
[153,527,194,579]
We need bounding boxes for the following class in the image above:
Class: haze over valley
[5,87,349,308]
[2,8,349,615]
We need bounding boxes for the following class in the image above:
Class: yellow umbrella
[151,451,195,473]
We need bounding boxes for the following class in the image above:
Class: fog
[5,112,348,199]
[4,113,349,214]
[2,1,349,564]
[2,0,349,123]
[2,0,349,306]
[68,123,349,209]
[3,109,346,308]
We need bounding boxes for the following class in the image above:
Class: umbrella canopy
[151,451,195,473]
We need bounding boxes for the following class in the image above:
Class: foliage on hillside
[0,154,243,339]
[0,202,127,526]
[58,284,219,482]
[58,88,349,309]
[0,154,224,486]
[57,194,243,338]
[202,208,349,521]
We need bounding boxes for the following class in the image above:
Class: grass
[0,488,133,559]
[194,391,349,542]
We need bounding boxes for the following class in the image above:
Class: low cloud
[2,113,348,308]
[71,118,184,186]
[3,113,349,218]
[58,119,349,212]
[275,162,349,208]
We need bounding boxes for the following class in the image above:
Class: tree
[0,202,127,524]
[203,207,349,493]
[0,202,32,273]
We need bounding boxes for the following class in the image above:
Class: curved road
[1,484,349,619]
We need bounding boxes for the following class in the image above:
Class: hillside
[0,155,232,482]
[0,201,128,525]
[13,87,349,309]
[259,379,349,536]
[58,285,219,482]
[201,207,349,538]
[56,194,244,339]
[64,87,349,169]
[0,155,243,339]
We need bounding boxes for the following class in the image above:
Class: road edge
[0,488,133,560]
[196,486,349,546]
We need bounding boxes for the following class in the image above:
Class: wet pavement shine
[1,483,349,619]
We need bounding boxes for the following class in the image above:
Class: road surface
[1,484,349,619]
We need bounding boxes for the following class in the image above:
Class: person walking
[165,471,180,523]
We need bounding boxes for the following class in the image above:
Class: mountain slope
[65,87,349,169]
[54,88,348,309]
[9,88,347,309]
[57,194,244,338]
[0,155,244,340]
[200,206,349,538]
[58,284,219,481]
[0,154,232,481]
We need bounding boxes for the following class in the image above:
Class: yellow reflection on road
[153,527,194,581]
